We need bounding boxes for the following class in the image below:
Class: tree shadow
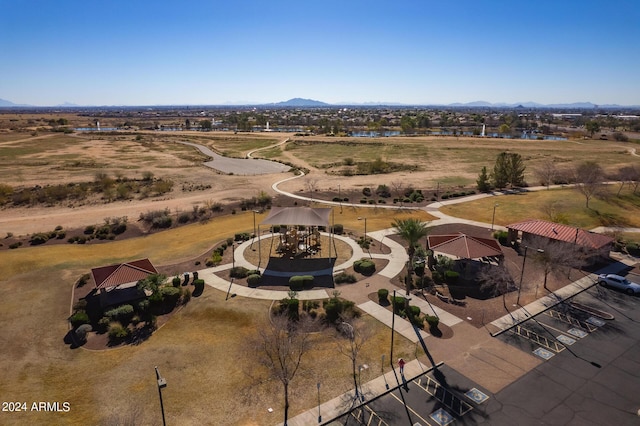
[63,329,83,350]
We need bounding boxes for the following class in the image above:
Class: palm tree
[392,218,429,299]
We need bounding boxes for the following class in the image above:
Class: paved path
[178,140,291,175]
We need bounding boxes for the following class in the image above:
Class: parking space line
[543,309,598,332]
[350,405,389,426]
[412,375,473,416]
[388,391,434,426]
[511,325,565,353]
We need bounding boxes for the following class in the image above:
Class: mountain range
[0,97,637,109]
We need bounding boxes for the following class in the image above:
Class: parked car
[598,274,640,295]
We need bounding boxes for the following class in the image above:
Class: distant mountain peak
[272,98,329,107]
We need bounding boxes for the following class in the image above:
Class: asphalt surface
[330,286,640,426]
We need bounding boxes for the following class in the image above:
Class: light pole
[357,365,367,402]
[517,245,543,306]
[338,184,342,213]
[316,382,321,423]
[154,366,167,426]
[381,354,389,389]
[251,210,259,249]
[491,203,499,231]
[358,217,370,258]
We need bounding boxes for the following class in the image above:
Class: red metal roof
[506,219,613,250]
[427,233,503,259]
[91,259,158,290]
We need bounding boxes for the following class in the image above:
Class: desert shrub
[289,275,313,291]
[108,322,130,341]
[353,258,376,276]
[230,266,249,278]
[444,270,459,284]
[75,323,92,342]
[137,299,150,314]
[247,274,262,287]
[408,305,421,317]
[334,272,357,284]
[75,273,90,287]
[377,288,389,304]
[181,288,191,304]
[178,212,191,224]
[73,300,88,311]
[493,230,508,246]
[9,242,21,249]
[332,224,344,234]
[375,184,391,198]
[193,278,205,294]
[96,316,110,333]
[362,187,372,196]
[323,297,357,323]
[277,297,300,320]
[151,215,172,229]
[226,237,234,245]
[425,315,440,329]
[84,225,95,235]
[160,286,181,306]
[391,296,406,314]
[234,232,250,241]
[172,276,181,287]
[68,311,90,328]
[29,233,49,245]
[105,304,135,324]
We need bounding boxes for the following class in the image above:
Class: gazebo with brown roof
[427,233,503,260]
[91,258,158,307]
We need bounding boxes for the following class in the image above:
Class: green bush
[230,266,249,278]
[278,298,300,321]
[332,224,344,234]
[193,278,205,293]
[334,272,357,284]
[247,274,262,287]
[444,270,459,284]
[172,276,181,287]
[68,311,90,328]
[289,275,313,291]
[377,288,389,304]
[104,304,135,324]
[391,296,406,314]
[493,230,508,246]
[409,305,421,317]
[108,322,130,341]
[160,286,181,306]
[425,315,440,329]
[353,258,376,276]
[29,233,50,245]
[323,297,357,323]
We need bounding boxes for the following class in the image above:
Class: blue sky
[1,0,639,106]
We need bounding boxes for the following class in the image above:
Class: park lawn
[440,186,640,229]
[0,235,419,424]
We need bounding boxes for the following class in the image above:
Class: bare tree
[574,161,605,208]
[526,236,587,294]
[390,181,405,207]
[616,165,640,196]
[336,317,372,403]
[256,313,315,426]
[533,158,558,189]
[304,178,318,205]
[478,263,515,312]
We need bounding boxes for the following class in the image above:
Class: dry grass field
[1,112,639,424]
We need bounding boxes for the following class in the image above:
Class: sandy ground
[0,132,450,236]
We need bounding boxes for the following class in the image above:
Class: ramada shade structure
[91,258,158,290]
[261,207,331,227]
[427,233,503,259]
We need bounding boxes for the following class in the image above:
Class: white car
[598,274,640,295]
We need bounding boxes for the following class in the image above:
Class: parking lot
[330,284,640,425]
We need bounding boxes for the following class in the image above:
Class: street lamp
[358,217,371,258]
[316,382,321,423]
[491,203,499,231]
[338,184,342,213]
[251,210,259,249]
[154,366,167,426]
[357,365,368,402]
[381,354,389,389]
[517,246,544,306]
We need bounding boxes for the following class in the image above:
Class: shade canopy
[91,258,158,290]
[261,207,331,227]
[427,233,503,259]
